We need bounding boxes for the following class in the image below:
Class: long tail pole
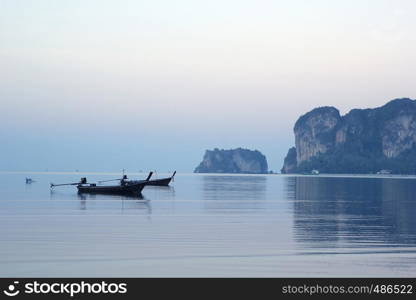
[50,178,86,188]
[50,182,79,188]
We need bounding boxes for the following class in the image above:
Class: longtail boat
[112,171,176,187]
[127,171,176,186]
[50,172,153,195]
[146,171,176,186]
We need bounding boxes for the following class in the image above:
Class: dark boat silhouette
[51,172,153,195]
[143,171,176,186]
[26,178,35,184]
[127,171,176,186]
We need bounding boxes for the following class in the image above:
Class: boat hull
[77,182,147,195]
[146,177,173,186]
[140,171,176,186]
[129,177,173,186]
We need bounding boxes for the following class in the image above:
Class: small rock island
[194,148,268,174]
[281,98,416,174]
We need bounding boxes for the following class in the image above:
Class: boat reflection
[49,188,151,214]
[76,193,151,214]
[76,193,147,201]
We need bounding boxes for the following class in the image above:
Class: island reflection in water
[201,175,267,212]
[287,176,416,248]
[202,175,267,199]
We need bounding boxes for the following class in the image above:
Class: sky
[1,0,416,172]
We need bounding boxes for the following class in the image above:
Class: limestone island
[194,148,268,174]
[281,98,416,174]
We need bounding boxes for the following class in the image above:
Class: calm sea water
[0,172,415,277]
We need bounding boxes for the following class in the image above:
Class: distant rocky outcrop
[281,147,297,174]
[194,148,268,174]
[281,98,416,174]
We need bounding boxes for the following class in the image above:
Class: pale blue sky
[1,0,415,172]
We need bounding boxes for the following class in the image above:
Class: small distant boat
[51,172,153,195]
[377,169,392,175]
[25,178,35,184]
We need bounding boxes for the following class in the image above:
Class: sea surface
[0,172,415,277]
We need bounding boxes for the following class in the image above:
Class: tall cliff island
[195,148,268,174]
[282,98,416,174]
